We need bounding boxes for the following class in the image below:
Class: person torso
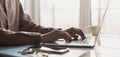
[0,0,20,31]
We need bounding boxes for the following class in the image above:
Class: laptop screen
[94,0,110,45]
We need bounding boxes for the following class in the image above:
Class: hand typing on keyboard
[41,27,86,43]
[65,27,86,40]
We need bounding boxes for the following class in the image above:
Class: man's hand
[41,30,72,43]
[65,27,86,40]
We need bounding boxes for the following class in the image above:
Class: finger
[62,37,68,42]
[66,33,72,43]
[70,27,86,39]
[71,34,79,40]
[58,30,72,43]
[76,29,86,39]
[67,37,72,43]
[63,36,72,43]
[64,35,72,43]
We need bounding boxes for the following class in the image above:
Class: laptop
[40,35,97,48]
[40,0,110,48]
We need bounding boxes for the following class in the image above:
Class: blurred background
[20,0,120,35]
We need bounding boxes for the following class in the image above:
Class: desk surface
[0,34,120,57]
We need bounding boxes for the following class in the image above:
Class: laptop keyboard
[66,37,90,45]
[40,36,95,48]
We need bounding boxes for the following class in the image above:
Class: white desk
[94,34,120,57]
[0,34,120,57]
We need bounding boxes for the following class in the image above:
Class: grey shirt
[0,0,43,46]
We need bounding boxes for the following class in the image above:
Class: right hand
[41,30,72,43]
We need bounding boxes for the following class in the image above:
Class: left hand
[65,27,86,40]
[41,30,72,43]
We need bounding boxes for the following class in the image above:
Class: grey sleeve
[0,28,41,46]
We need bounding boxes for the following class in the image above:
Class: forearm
[26,25,55,34]
[0,28,41,46]
[37,26,55,34]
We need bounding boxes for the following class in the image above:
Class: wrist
[41,34,49,43]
